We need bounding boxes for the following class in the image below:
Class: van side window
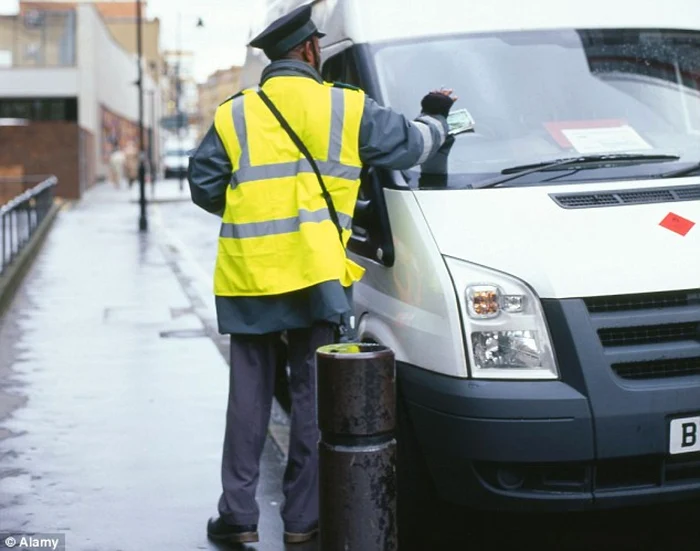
[321,50,361,87]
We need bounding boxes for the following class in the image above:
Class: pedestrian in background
[188,3,457,546]
[124,141,139,189]
[108,145,125,189]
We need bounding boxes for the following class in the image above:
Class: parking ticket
[447,109,476,135]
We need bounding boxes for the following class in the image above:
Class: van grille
[598,322,699,347]
[551,184,700,209]
[555,194,620,208]
[612,358,700,380]
[677,186,700,200]
[585,289,700,380]
[585,289,699,313]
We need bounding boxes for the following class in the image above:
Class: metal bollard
[316,343,397,551]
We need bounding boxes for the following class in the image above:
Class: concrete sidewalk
[0,184,312,551]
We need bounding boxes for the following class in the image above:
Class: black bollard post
[316,343,397,551]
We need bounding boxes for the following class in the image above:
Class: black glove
[421,92,455,118]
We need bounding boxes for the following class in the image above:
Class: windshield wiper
[473,153,681,189]
[660,161,700,179]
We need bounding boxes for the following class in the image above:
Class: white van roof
[262,0,700,46]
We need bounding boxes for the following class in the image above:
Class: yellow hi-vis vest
[212,76,366,297]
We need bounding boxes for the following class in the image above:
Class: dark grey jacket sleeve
[358,97,449,170]
[188,124,231,216]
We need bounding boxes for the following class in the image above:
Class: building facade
[197,65,242,139]
[0,2,161,198]
[19,0,144,18]
[16,1,163,84]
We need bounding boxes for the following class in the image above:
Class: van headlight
[444,257,559,380]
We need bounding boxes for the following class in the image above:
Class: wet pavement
[2,179,700,550]
[0,182,313,551]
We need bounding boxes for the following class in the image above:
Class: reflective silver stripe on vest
[328,88,345,163]
[234,160,361,184]
[232,96,249,169]
[220,209,353,239]
[229,88,358,188]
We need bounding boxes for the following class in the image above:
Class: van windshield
[373,29,700,189]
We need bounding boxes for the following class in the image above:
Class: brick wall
[0,166,25,204]
[0,121,85,199]
[19,1,147,19]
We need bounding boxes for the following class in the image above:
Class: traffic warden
[188,3,457,546]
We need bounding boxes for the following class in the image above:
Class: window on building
[0,97,78,121]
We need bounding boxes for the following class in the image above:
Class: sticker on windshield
[447,109,475,136]
[561,125,653,154]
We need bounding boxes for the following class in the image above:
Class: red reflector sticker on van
[660,213,695,236]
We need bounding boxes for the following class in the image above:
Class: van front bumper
[399,362,700,512]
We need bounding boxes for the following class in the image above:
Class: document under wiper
[473,153,681,190]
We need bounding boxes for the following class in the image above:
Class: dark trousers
[218,323,335,532]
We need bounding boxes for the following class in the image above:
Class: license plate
[670,416,700,455]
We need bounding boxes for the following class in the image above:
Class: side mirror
[348,168,395,267]
[353,197,374,230]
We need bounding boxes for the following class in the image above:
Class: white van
[163,137,196,180]
[244,0,700,532]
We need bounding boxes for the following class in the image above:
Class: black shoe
[283,523,319,544]
[207,517,259,544]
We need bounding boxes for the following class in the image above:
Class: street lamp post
[136,0,147,232]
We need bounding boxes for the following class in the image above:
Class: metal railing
[1,176,57,276]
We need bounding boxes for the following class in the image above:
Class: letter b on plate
[670,417,700,455]
[682,422,697,448]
